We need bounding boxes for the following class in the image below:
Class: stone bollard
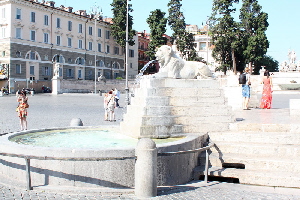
[70,118,83,126]
[135,138,157,198]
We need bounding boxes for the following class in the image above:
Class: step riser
[183,124,230,133]
[175,116,234,124]
[199,155,300,172]
[137,88,223,97]
[194,169,300,188]
[210,144,300,156]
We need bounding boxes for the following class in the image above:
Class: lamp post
[124,0,130,105]
[91,4,101,94]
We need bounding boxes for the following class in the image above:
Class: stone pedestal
[120,76,234,138]
[52,77,61,95]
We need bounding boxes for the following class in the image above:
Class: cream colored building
[0,0,138,92]
[186,24,217,71]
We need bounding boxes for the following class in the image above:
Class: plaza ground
[0,91,300,199]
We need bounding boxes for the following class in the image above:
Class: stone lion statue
[154,45,213,79]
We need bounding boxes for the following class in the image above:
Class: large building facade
[186,24,217,71]
[0,0,138,92]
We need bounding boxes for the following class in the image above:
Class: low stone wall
[0,128,207,188]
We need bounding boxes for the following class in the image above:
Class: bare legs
[242,97,250,110]
[20,117,27,131]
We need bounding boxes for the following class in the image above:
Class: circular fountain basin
[0,126,207,189]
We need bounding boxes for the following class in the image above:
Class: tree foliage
[209,0,270,74]
[210,0,239,73]
[254,55,279,74]
[110,0,135,48]
[239,0,269,69]
[146,9,168,60]
[167,0,198,61]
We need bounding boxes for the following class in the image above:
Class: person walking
[103,92,109,121]
[106,90,116,122]
[113,88,120,108]
[241,67,251,110]
[260,70,273,109]
[16,91,29,130]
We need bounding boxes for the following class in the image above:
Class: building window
[16,8,21,19]
[78,40,83,49]
[44,33,49,43]
[88,42,92,50]
[30,30,35,41]
[130,63,133,68]
[68,21,72,31]
[88,70,93,79]
[59,68,62,77]
[67,58,72,63]
[114,47,119,55]
[2,8,5,18]
[68,37,72,47]
[30,12,35,23]
[56,18,61,28]
[78,69,82,79]
[16,28,21,39]
[16,51,21,58]
[16,64,21,74]
[1,27,5,38]
[44,15,49,26]
[30,52,36,60]
[44,66,50,76]
[88,26,93,35]
[129,49,134,57]
[106,45,110,53]
[78,24,82,33]
[98,43,101,52]
[98,28,101,37]
[56,35,61,46]
[76,58,84,65]
[30,66,34,75]
[106,30,110,39]
[67,68,73,77]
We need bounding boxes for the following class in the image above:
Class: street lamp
[91,4,101,94]
[124,0,130,105]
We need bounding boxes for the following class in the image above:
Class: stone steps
[193,166,300,188]
[175,115,234,124]
[209,131,300,144]
[195,129,300,187]
[199,152,300,172]
[210,141,300,156]
[121,78,234,138]
[137,87,225,97]
[183,123,230,133]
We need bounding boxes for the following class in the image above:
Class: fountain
[0,45,233,189]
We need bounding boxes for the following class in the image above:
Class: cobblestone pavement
[1,92,300,199]
[1,181,300,199]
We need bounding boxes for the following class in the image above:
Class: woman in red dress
[260,70,273,109]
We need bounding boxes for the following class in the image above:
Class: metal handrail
[0,139,214,190]
[158,140,214,156]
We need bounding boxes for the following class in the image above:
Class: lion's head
[155,45,174,68]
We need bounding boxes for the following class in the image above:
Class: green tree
[254,55,279,74]
[146,9,168,60]
[209,0,239,74]
[110,0,135,48]
[239,0,269,73]
[167,0,197,60]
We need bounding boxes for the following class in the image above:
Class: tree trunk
[231,49,236,74]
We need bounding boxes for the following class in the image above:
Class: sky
[54,0,300,65]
